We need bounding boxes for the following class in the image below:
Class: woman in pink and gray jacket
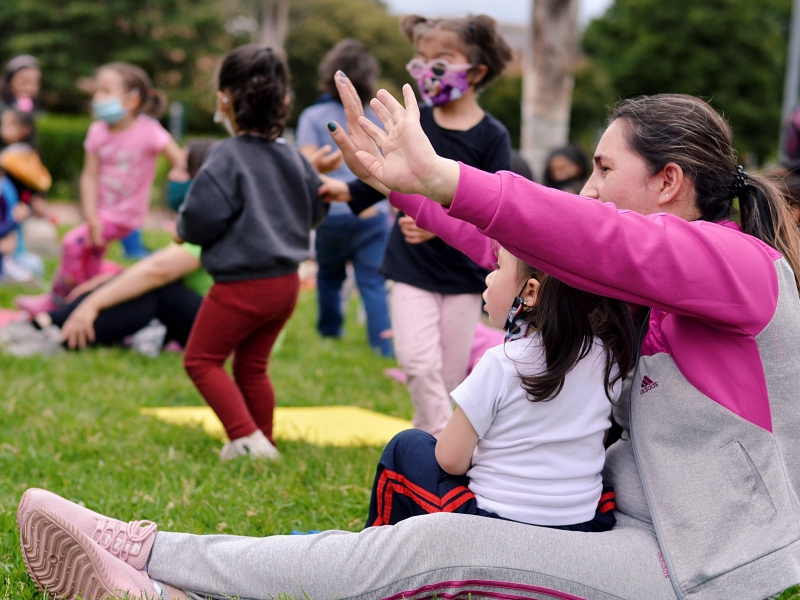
[14,89,800,600]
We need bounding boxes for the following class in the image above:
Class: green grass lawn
[1,230,799,600]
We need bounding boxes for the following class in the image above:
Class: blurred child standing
[16,63,183,315]
[297,39,394,357]
[327,15,513,437]
[178,45,326,460]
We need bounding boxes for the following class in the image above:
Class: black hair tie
[732,165,749,194]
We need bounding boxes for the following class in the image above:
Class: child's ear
[123,89,142,112]
[522,277,540,307]
[469,65,489,87]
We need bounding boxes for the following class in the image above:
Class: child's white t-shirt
[451,334,618,526]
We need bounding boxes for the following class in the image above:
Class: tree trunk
[259,0,289,50]
[521,0,580,181]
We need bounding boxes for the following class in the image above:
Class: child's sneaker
[17,488,157,571]
[220,429,280,461]
[15,292,57,316]
[18,506,159,600]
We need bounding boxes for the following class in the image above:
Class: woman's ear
[522,277,540,308]
[656,162,686,208]
[468,65,489,87]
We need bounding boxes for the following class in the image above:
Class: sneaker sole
[19,507,141,600]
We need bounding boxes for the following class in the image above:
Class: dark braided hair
[217,45,289,141]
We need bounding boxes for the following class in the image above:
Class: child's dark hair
[544,144,590,187]
[185,138,217,179]
[217,45,289,141]
[514,261,637,403]
[318,39,379,103]
[400,14,513,91]
[2,108,36,146]
[98,63,166,118]
[1,55,39,105]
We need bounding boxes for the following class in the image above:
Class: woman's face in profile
[580,119,665,216]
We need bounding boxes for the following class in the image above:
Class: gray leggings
[148,512,677,600]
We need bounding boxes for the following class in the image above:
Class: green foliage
[0,0,235,131]
[35,114,91,199]
[480,74,522,149]
[573,0,792,161]
[285,0,414,125]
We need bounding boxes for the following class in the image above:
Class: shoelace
[94,519,157,562]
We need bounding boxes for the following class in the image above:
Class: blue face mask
[167,179,192,212]
[92,98,128,124]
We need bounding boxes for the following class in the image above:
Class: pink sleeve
[389,191,496,270]
[445,163,779,335]
[148,119,172,153]
[83,121,105,154]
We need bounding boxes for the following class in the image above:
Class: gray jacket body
[177,135,325,282]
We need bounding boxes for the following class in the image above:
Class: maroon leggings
[183,273,300,443]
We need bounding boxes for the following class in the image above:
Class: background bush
[36,114,91,199]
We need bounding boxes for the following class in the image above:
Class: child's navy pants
[366,429,616,532]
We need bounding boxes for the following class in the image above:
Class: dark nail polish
[327,121,337,132]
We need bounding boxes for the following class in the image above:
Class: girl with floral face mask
[320,15,514,438]
[16,63,185,315]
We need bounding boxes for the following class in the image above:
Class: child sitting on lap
[366,246,636,531]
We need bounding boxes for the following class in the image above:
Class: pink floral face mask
[406,58,472,107]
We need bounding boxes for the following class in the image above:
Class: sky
[383,0,615,27]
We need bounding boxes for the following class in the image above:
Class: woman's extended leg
[148,512,677,600]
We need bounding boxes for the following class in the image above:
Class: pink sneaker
[18,506,159,599]
[15,293,58,317]
[18,488,157,571]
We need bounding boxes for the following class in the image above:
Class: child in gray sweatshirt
[176,44,326,461]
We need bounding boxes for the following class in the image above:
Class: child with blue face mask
[16,63,185,315]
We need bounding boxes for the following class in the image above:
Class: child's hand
[87,219,104,247]
[318,175,351,203]
[30,195,48,218]
[304,145,343,174]
[12,203,31,223]
[61,303,99,349]
[398,216,435,244]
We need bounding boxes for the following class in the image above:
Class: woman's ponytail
[738,174,800,293]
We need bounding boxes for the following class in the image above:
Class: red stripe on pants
[373,468,475,526]
[183,274,299,442]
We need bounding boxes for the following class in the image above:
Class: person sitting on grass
[22,138,217,351]
[13,89,800,600]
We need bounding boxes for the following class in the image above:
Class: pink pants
[52,221,131,299]
[390,282,482,437]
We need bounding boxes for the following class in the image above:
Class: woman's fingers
[358,115,387,147]
[401,84,420,120]
[334,72,364,124]
[369,98,394,130]
[376,89,406,121]
[355,150,383,179]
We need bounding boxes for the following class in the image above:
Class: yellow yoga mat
[141,406,411,447]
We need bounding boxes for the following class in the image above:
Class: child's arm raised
[435,408,479,476]
[79,152,103,247]
[162,139,187,172]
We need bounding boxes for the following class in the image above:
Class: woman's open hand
[327,73,390,196]
[353,85,460,206]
